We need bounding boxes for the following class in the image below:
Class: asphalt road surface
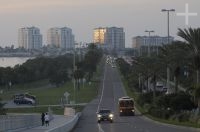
[72,63,199,132]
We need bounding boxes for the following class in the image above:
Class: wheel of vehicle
[98,120,101,123]
[110,120,113,123]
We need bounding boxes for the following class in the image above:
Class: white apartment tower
[93,27,125,50]
[18,27,42,49]
[47,27,75,49]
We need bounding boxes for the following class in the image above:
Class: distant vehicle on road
[156,81,164,92]
[97,109,114,123]
[111,65,116,68]
[118,96,135,116]
[13,93,36,105]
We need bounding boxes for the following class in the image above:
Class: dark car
[13,93,36,105]
[14,97,35,105]
[97,109,114,123]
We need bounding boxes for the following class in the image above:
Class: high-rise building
[18,27,42,50]
[47,27,75,49]
[93,27,125,50]
[132,36,174,48]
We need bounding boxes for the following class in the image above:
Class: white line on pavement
[97,63,107,132]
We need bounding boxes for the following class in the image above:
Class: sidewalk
[20,115,74,132]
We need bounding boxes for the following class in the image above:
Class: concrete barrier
[46,113,81,132]
[0,114,41,132]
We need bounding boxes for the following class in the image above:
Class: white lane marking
[97,64,107,132]
[98,124,104,132]
[97,63,106,111]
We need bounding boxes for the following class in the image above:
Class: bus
[118,96,135,116]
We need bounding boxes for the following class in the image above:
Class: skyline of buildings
[93,27,125,51]
[17,26,176,51]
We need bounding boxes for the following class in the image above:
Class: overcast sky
[0,0,199,48]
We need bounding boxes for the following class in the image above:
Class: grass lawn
[5,81,97,115]
[1,80,98,105]
[4,57,104,115]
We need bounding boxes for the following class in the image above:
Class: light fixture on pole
[161,9,175,44]
[145,30,154,57]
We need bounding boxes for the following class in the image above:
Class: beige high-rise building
[47,27,75,49]
[93,27,106,44]
[93,27,125,50]
[18,27,42,49]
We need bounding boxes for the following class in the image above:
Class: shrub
[0,98,7,115]
[137,92,153,107]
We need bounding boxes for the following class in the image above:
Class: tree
[194,86,200,109]
[159,41,189,93]
[83,43,102,81]
[74,69,84,90]
[178,28,200,85]
[159,43,175,93]
[49,69,69,87]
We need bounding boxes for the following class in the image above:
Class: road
[72,63,199,132]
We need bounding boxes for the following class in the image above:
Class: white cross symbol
[176,3,198,25]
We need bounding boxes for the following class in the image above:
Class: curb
[45,113,81,132]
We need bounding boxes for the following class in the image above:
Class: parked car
[97,109,114,123]
[13,93,36,105]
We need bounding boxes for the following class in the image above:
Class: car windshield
[99,110,111,113]
[119,100,134,107]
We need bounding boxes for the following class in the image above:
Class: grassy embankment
[3,57,105,115]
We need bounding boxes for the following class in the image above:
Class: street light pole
[145,30,154,57]
[161,9,175,44]
[73,43,77,104]
[161,9,175,94]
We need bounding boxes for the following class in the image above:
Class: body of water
[0,57,33,67]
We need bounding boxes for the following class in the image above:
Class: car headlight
[97,114,102,118]
[109,114,114,118]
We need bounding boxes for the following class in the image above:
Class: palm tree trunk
[197,69,199,85]
[153,75,156,106]
[174,76,178,94]
[138,74,141,90]
[167,67,170,92]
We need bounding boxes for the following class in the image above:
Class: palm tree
[160,41,188,93]
[160,44,173,93]
[178,28,200,85]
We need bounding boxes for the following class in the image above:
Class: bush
[169,92,194,112]
[137,92,153,107]
[0,98,7,115]
[171,112,190,122]
[148,106,174,119]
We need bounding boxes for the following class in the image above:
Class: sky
[0,0,199,48]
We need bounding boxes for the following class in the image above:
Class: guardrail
[46,113,81,132]
[0,114,41,132]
